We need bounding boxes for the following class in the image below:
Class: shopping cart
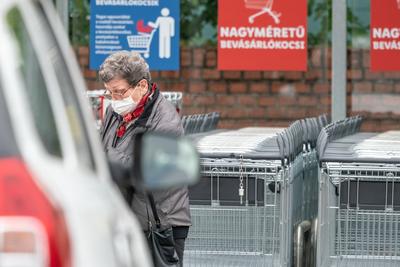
[316,117,400,267]
[127,30,155,58]
[185,127,288,267]
[162,92,183,113]
[244,0,281,24]
[182,112,220,134]
[86,90,106,129]
[291,115,330,267]
[184,115,327,266]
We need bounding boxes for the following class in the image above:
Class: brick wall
[76,46,400,132]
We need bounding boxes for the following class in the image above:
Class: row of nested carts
[183,115,400,267]
[85,92,400,266]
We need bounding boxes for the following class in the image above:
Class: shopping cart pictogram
[127,30,156,58]
[244,0,281,24]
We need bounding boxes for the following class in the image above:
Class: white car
[0,1,198,267]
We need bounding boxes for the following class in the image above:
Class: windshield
[0,72,19,158]
[32,2,96,170]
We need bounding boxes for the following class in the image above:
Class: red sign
[218,0,307,71]
[370,0,400,71]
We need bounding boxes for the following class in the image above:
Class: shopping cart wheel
[144,53,149,58]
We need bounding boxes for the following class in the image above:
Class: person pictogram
[148,8,175,59]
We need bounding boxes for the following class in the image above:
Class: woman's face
[104,78,148,102]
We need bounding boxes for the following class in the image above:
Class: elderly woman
[99,51,190,265]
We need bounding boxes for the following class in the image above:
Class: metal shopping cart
[162,92,183,114]
[182,112,220,134]
[292,115,330,267]
[185,127,288,267]
[184,115,327,266]
[127,30,155,58]
[86,90,106,130]
[244,0,281,24]
[316,117,400,267]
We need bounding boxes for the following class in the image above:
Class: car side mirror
[133,133,200,190]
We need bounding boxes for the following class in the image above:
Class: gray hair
[98,51,151,85]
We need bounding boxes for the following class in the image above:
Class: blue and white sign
[90,0,180,70]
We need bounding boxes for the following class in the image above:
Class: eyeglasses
[103,86,132,100]
[103,79,145,100]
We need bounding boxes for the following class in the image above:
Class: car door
[0,0,151,266]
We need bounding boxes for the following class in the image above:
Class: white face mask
[111,96,137,115]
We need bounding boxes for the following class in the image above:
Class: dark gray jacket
[100,86,191,231]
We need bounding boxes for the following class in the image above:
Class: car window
[32,2,96,171]
[0,73,19,158]
[6,7,62,158]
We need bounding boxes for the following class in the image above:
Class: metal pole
[331,0,347,121]
[294,220,312,267]
[55,0,69,33]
